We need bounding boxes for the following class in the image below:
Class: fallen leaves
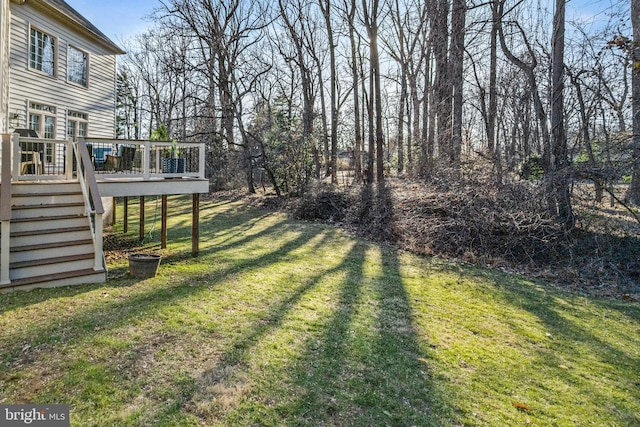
[512,401,533,412]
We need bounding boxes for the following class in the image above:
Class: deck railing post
[199,142,206,179]
[0,221,9,285]
[94,213,103,270]
[65,139,74,180]
[143,140,151,180]
[11,133,19,181]
[1,134,13,285]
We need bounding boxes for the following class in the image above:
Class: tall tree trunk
[372,21,384,180]
[346,0,363,183]
[434,0,451,162]
[424,44,435,176]
[629,0,640,204]
[487,1,498,155]
[363,0,383,182]
[449,0,466,165]
[551,0,573,227]
[320,0,338,183]
[398,67,407,175]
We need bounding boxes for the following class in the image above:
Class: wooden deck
[0,134,208,291]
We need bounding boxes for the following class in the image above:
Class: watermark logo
[1,405,69,426]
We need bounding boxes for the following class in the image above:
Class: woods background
[113,0,640,296]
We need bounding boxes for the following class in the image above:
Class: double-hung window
[68,46,88,87]
[28,102,57,163]
[67,111,89,141]
[29,27,56,77]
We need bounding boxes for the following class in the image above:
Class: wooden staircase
[0,181,106,292]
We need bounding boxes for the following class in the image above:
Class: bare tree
[343,0,364,182]
[362,0,385,182]
[277,0,321,178]
[550,0,573,227]
[449,0,466,165]
[319,0,339,183]
[629,0,640,204]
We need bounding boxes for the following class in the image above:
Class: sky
[65,0,160,43]
[64,0,625,47]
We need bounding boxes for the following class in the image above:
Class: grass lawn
[1,195,639,426]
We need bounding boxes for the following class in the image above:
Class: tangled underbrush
[291,168,640,299]
[394,178,566,267]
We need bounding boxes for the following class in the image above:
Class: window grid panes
[28,102,57,162]
[67,110,89,141]
[68,46,88,87]
[29,28,56,77]
[67,120,76,140]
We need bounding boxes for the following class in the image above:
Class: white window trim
[67,45,89,88]
[28,101,58,164]
[28,25,57,78]
[67,110,89,141]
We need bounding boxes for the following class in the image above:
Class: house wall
[0,0,10,133]
[8,1,118,139]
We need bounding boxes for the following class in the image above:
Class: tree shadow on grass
[284,183,454,425]
[0,200,282,313]
[0,212,323,412]
[196,183,458,426]
[282,243,455,426]
[455,267,640,424]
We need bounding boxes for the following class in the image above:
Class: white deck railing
[2,137,206,182]
[81,138,206,180]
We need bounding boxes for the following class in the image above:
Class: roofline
[14,0,126,55]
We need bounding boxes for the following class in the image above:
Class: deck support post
[192,193,199,257]
[1,135,12,285]
[123,197,128,233]
[139,196,145,243]
[161,195,168,249]
[1,221,10,285]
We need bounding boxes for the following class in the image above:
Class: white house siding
[0,0,10,133]
[8,2,117,139]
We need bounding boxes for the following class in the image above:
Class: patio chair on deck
[93,147,113,170]
[119,145,136,172]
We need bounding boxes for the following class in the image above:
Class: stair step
[11,193,84,206]
[12,191,81,197]
[10,240,95,264]
[10,215,88,233]
[11,227,92,247]
[11,203,85,220]
[10,253,95,269]
[12,202,85,210]
[11,226,90,238]
[5,268,106,289]
[10,254,97,280]
[11,239,95,253]
[10,181,80,195]
[11,214,85,223]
